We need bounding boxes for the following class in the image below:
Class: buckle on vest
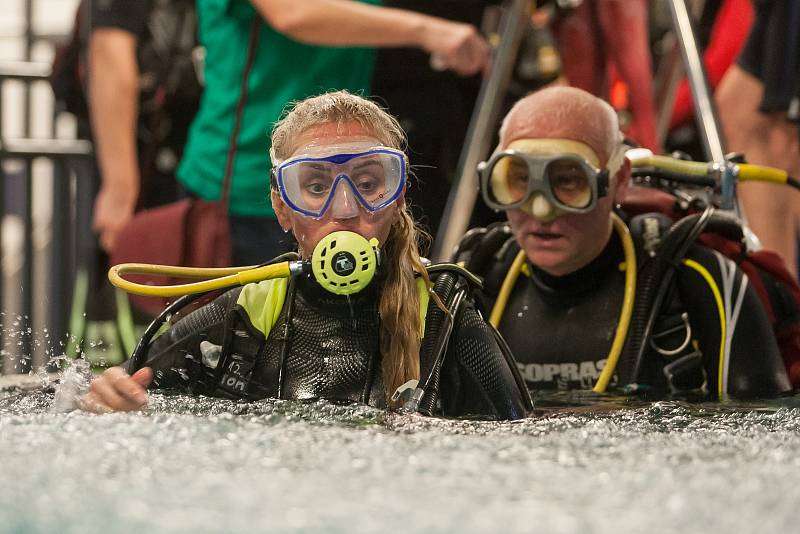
[649,312,692,357]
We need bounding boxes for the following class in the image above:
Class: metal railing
[0,60,94,374]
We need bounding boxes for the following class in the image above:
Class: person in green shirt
[173,0,491,265]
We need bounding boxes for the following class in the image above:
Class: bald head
[499,87,623,168]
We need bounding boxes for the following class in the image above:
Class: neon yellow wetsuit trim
[237,277,289,337]
[417,277,430,338]
[237,276,430,340]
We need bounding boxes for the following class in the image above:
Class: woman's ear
[271,190,292,232]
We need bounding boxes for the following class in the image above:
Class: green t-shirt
[178,0,380,217]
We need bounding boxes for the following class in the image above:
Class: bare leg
[717,65,800,277]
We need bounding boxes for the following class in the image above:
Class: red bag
[109,199,231,316]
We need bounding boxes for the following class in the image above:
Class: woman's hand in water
[80,367,153,413]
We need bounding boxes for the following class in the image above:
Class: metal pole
[16,0,35,373]
[19,161,34,373]
[46,160,70,370]
[432,0,531,262]
[666,0,725,163]
[0,75,4,374]
[23,0,33,136]
[666,0,751,221]
[653,34,684,149]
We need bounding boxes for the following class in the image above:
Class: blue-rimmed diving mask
[274,147,407,219]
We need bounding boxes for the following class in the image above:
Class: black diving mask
[479,151,609,214]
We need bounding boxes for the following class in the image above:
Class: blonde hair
[271,90,434,406]
[271,90,406,162]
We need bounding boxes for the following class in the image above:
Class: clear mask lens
[484,152,599,212]
[547,159,592,209]
[277,148,406,218]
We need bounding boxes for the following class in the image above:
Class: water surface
[2,377,799,534]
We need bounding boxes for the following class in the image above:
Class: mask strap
[606,134,627,178]
[596,170,610,198]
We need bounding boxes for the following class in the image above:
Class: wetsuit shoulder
[421,265,532,419]
[453,223,519,314]
[440,299,532,419]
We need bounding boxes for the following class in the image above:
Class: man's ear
[612,158,631,202]
[271,190,292,232]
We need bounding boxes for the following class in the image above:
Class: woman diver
[80,90,532,420]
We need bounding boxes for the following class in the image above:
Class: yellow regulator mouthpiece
[311,231,380,295]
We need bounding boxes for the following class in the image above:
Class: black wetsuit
[132,272,532,420]
[466,224,792,399]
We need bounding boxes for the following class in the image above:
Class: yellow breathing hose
[487,213,636,393]
[108,231,381,298]
[627,153,709,176]
[594,214,637,393]
[737,163,789,185]
[488,252,526,328]
[108,262,292,297]
[627,149,791,186]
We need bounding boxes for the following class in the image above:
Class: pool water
[2,373,799,534]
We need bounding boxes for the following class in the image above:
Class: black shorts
[736,0,800,115]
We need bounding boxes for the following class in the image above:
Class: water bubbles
[3,380,800,533]
[49,358,93,413]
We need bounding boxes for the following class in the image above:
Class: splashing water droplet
[50,359,93,413]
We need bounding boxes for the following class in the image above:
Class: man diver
[461,86,792,399]
[80,91,531,419]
